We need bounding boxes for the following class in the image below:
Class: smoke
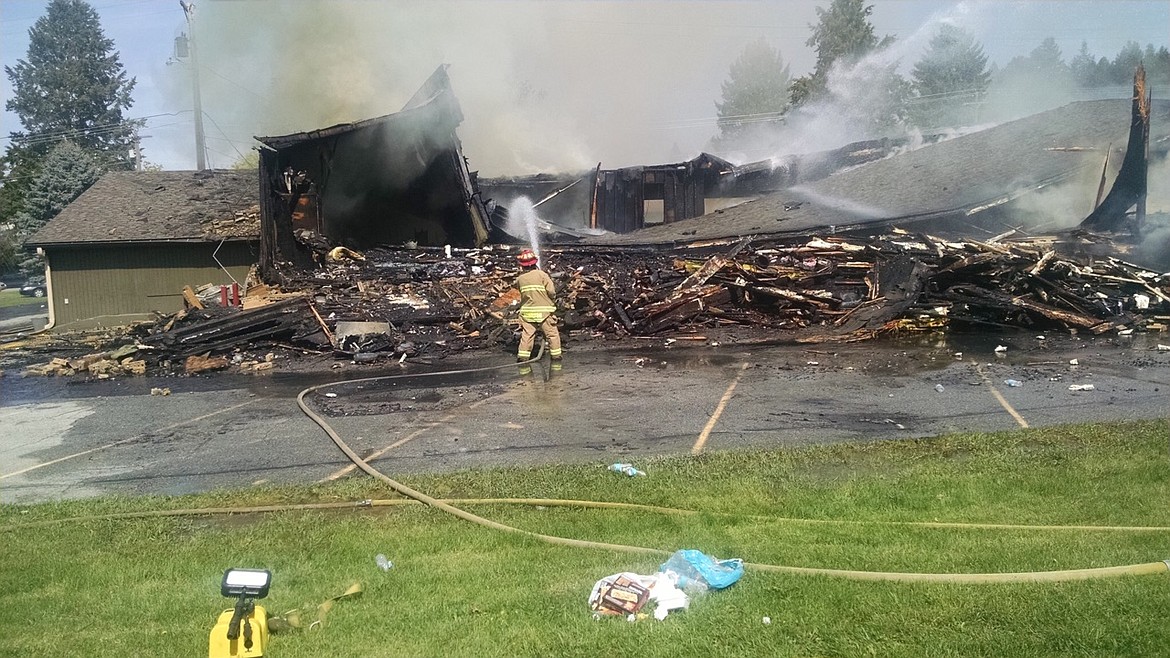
[711,1,1111,165]
[157,1,1164,180]
[710,4,971,162]
[162,1,792,175]
[1135,155,1170,268]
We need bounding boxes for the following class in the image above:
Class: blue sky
[1,0,1168,173]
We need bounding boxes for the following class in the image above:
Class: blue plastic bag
[660,549,743,590]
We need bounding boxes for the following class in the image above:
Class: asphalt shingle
[27,169,258,246]
[587,99,1168,245]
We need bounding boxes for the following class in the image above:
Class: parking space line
[975,363,1029,428]
[692,362,750,455]
[319,390,514,482]
[0,400,256,480]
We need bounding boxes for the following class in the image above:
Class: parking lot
[2,332,1168,504]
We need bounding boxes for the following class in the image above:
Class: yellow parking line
[975,363,1029,428]
[319,391,512,482]
[692,362,750,455]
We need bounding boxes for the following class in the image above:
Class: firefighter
[514,248,562,362]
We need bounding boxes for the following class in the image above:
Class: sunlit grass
[2,420,1168,657]
[0,289,44,310]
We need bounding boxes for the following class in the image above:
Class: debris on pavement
[12,226,1170,378]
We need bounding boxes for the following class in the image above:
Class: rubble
[15,224,1170,379]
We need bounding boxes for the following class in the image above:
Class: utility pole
[181,1,207,170]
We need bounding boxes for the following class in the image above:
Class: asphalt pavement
[0,292,49,334]
[2,332,1168,504]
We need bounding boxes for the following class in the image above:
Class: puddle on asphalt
[4,331,1165,406]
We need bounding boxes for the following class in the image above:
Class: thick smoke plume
[160,0,1164,249]
[165,0,782,175]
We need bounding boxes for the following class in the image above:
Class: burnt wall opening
[314,123,472,248]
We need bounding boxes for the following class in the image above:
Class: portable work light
[209,568,271,658]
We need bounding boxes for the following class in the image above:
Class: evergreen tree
[999,37,1067,80]
[1069,41,1106,87]
[1110,41,1144,84]
[789,0,893,107]
[714,38,790,145]
[987,37,1073,120]
[1148,45,1170,87]
[1,0,137,226]
[11,141,101,239]
[0,232,20,273]
[909,24,990,128]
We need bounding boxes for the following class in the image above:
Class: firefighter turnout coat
[516,268,557,322]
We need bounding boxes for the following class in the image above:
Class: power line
[2,112,191,146]
[200,112,247,163]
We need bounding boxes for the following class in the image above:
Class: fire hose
[291,345,1170,584]
[4,345,1168,583]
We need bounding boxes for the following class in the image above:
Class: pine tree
[987,37,1073,121]
[789,0,893,107]
[1110,41,1144,84]
[1,0,138,226]
[714,38,791,145]
[909,24,991,128]
[11,141,101,238]
[1069,42,1106,87]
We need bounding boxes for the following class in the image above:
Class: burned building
[255,65,491,279]
[591,153,734,233]
[489,142,917,240]
[477,171,597,240]
[586,98,1170,248]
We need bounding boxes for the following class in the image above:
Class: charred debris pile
[22,227,1169,378]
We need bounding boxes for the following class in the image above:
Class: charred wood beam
[942,285,1113,332]
[143,297,309,356]
[1080,64,1149,233]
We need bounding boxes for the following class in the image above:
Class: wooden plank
[183,285,204,309]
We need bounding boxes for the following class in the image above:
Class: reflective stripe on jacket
[516,269,556,322]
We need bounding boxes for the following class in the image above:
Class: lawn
[0,288,43,310]
[2,420,1168,657]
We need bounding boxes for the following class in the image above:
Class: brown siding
[46,242,257,327]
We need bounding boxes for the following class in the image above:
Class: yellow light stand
[209,605,268,657]
[210,568,272,658]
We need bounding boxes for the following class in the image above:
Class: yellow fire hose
[290,345,1170,584]
[4,345,1167,583]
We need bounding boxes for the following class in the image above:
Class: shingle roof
[27,169,259,246]
[586,99,1169,245]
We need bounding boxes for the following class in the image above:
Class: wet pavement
[2,332,1168,504]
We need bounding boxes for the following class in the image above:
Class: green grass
[0,288,44,309]
[3,420,1169,657]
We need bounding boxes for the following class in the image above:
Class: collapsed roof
[255,65,491,279]
[586,99,1170,246]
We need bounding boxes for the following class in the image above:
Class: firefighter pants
[518,315,561,360]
